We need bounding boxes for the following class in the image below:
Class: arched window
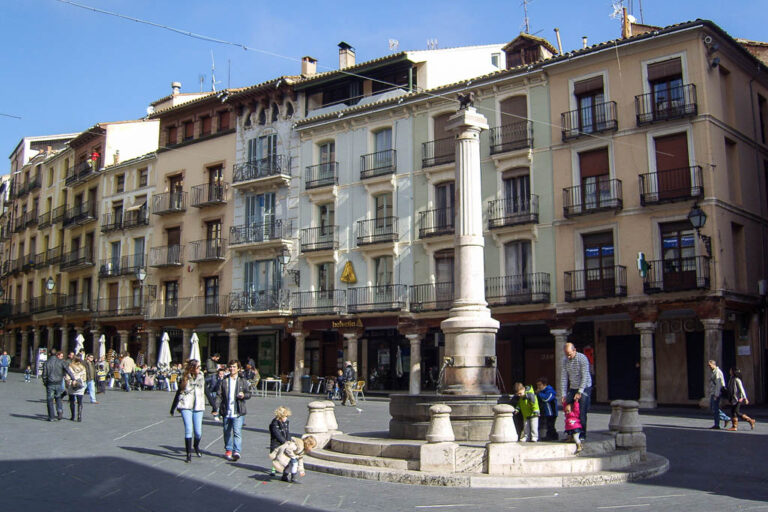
[286,102,295,118]
[258,109,267,125]
[271,102,279,122]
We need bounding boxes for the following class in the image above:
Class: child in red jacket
[563,399,583,453]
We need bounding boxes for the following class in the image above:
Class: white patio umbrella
[189,332,201,362]
[73,333,85,355]
[158,332,172,368]
[395,345,404,378]
[97,335,106,360]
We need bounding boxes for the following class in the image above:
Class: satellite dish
[627,14,637,23]
[146,106,154,115]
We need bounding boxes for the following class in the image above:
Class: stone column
[361,338,368,382]
[60,327,69,354]
[702,318,724,405]
[226,328,238,363]
[550,328,571,400]
[20,330,29,368]
[343,332,358,372]
[292,332,305,392]
[117,330,130,355]
[182,328,192,361]
[635,322,657,409]
[8,332,16,358]
[46,327,54,351]
[146,328,156,367]
[439,106,500,395]
[32,328,41,366]
[74,327,83,354]
[406,333,423,395]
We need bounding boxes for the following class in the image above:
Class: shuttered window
[579,148,610,178]
[647,57,682,82]
[573,76,604,96]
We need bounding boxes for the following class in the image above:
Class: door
[205,221,222,258]
[524,348,556,390]
[246,193,275,239]
[318,203,335,244]
[166,228,181,265]
[244,259,278,310]
[434,250,454,307]
[110,241,121,274]
[374,256,393,304]
[504,174,530,214]
[654,133,690,200]
[606,335,641,400]
[661,222,697,291]
[204,276,219,314]
[248,134,277,173]
[579,148,610,210]
[435,181,455,232]
[504,240,532,298]
[373,128,393,169]
[164,281,178,317]
[374,193,393,238]
[133,238,145,268]
[319,141,335,179]
[207,165,224,201]
[168,175,183,209]
[107,283,119,313]
[583,232,615,298]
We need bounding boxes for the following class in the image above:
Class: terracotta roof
[502,33,559,55]
[148,88,246,118]
[227,76,301,102]
[293,52,409,90]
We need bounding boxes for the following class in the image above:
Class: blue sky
[1,0,765,171]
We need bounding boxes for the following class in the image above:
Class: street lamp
[136,268,147,308]
[45,277,55,294]
[687,205,712,257]
[278,248,299,286]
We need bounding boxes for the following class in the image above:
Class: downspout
[408,66,414,93]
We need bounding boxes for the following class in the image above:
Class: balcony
[0,261,8,278]
[643,256,710,294]
[229,220,292,249]
[227,289,291,314]
[300,226,339,252]
[38,211,51,229]
[409,282,454,313]
[10,259,22,275]
[149,245,183,268]
[24,211,38,228]
[639,166,703,206]
[635,83,697,125]
[93,297,146,318]
[98,254,146,277]
[34,251,47,269]
[188,239,226,262]
[564,265,627,301]
[563,179,622,217]
[57,295,93,314]
[46,246,63,266]
[51,205,66,225]
[60,247,96,271]
[233,155,290,188]
[347,284,407,313]
[21,253,36,272]
[305,162,338,190]
[485,273,550,306]
[28,174,42,192]
[418,208,454,238]
[360,149,396,179]
[489,121,532,154]
[12,217,24,233]
[561,101,618,141]
[30,294,65,314]
[152,192,187,215]
[357,217,398,246]
[16,182,29,199]
[191,183,229,207]
[487,195,539,229]
[123,207,149,229]
[293,290,346,316]
[422,137,454,168]
[101,212,123,233]
[65,159,101,187]
[10,301,31,318]
[149,296,226,319]
[62,200,97,227]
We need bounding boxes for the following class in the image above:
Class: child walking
[269,435,317,483]
[269,406,291,477]
[563,399,583,453]
[513,382,540,442]
[535,377,558,441]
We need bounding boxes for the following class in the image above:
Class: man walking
[561,342,592,438]
[217,360,251,461]
[84,354,98,403]
[707,360,731,429]
[42,349,76,421]
[0,351,11,382]
[341,361,357,407]
[120,353,135,392]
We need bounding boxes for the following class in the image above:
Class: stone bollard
[609,400,624,432]
[485,404,522,475]
[305,401,328,434]
[420,404,457,473]
[616,400,646,458]
[323,400,340,434]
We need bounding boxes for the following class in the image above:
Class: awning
[125,203,146,212]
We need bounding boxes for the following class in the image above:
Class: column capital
[550,328,571,338]
[342,332,359,341]
[406,333,424,343]
[182,327,193,334]
[446,106,489,133]
[74,326,83,334]
[634,322,657,333]
[225,328,239,336]
[117,329,130,336]
[702,318,725,330]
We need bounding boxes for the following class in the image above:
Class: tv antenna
[427,38,438,50]
[198,74,206,92]
[210,51,222,92]
[388,39,400,52]
[522,0,532,34]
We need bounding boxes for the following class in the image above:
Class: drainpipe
[408,66,414,93]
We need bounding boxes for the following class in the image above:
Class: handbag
[71,378,84,391]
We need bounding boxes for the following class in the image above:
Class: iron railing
[360,149,396,179]
[37,210,51,229]
[638,165,703,205]
[10,301,31,318]
[101,212,123,232]
[357,217,398,245]
[57,295,93,314]
[34,251,47,269]
[561,101,618,141]
[149,295,226,318]
[563,179,622,217]
[191,182,229,207]
[188,239,226,262]
[422,137,454,168]
[62,200,97,227]
[51,205,66,225]
[487,195,539,229]
[65,159,100,186]
[305,162,338,189]
[229,219,291,246]
[152,192,187,215]
[564,265,627,301]
[227,289,291,313]
[148,245,183,267]
[418,208,454,238]
[485,273,550,306]
[292,290,346,316]
[93,296,146,317]
[643,256,710,294]
[28,173,42,191]
[408,282,454,312]
[30,294,65,314]
[21,253,36,271]
[347,284,407,313]
[300,226,339,252]
[123,208,149,229]
[46,246,63,266]
[60,247,96,270]
[98,255,145,277]
[489,121,532,154]
[23,211,38,228]
[635,83,697,125]
[233,155,290,183]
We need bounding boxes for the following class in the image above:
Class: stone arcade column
[20,330,29,369]
[702,318,724,405]
[292,332,306,392]
[146,328,156,366]
[635,322,657,409]
[439,106,500,395]
[46,327,54,351]
[344,333,358,372]
[226,328,238,363]
[32,328,41,366]
[406,333,423,395]
[117,330,130,355]
[182,328,192,361]
[550,328,571,400]
[60,327,69,354]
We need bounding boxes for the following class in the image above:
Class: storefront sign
[737,345,751,356]
[332,319,363,329]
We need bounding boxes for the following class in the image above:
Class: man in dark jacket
[42,350,76,421]
[84,354,98,404]
[216,360,252,461]
[341,361,357,406]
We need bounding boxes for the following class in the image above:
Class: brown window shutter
[499,96,527,118]
[219,111,230,131]
[433,113,453,138]
[654,133,689,171]
[647,57,682,81]
[579,148,610,178]
[201,116,211,135]
[502,167,529,180]
[573,76,604,96]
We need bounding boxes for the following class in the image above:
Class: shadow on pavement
[9,412,51,422]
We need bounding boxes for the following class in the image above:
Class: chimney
[113,150,120,165]
[301,56,317,77]
[582,36,588,49]
[554,28,563,54]
[338,42,355,69]
[171,81,181,95]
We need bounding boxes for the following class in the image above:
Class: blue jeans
[710,395,730,426]
[86,380,96,402]
[0,366,8,381]
[223,415,244,454]
[122,373,131,391]
[46,385,63,419]
[566,388,591,436]
[180,409,203,439]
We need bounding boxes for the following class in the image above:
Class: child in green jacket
[513,382,540,442]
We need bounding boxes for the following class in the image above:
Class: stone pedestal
[550,328,571,400]
[635,322,657,409]
[609,400,624,432]
[390,394,501,441]
[305,401,328,434]
[146,328,156,366]
[425,404,455,443]
[323,400,340,434]
[488,404,518,443]
[20,330,29,368]
[421,405,458,473]
[616,401,646,457]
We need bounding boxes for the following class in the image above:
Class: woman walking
[727,367,756,431]
[65,356,87,422]
[170,360,206,462]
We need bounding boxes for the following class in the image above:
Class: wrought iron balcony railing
[37,210,51,229]
[489,120,532,154]
[93,296,146,318]
[28,174,42,191]
[564,265,627,301]
[487,195,539,229]
[347,284,407,313]
[642,256,710,294]
[152,192,187,215]
[485,273,550,306]
[188,239,226,262]
[292,290,346,316]
[563,179,622,217]
[34,251,47,269]
[638,165,703,205]
[360,149,396,179]
[227,289,291,313]
[99,255,145,278]
[57,295,93,314]
[229,220,291,246]
[300,226,339,252]
[30,294,65,314]
[418,207,454,238]
[422,137,454,168]
[60,247,96,271]
[62,200,97,227]
[191,182,229,207]
[21,253,36,271]
[148,295,226,319]
[123,208,149,229]
[635,83,697,125]
[233,155,290,184]
[10,301,31,318]
[149,245,183,267]
[46,246,63,266]
[23,211,38,228]
[357,217,398,245]
[305,162,338,189]
[101,212,123,233]
[51,205,66,225]
[408,282,454,312]
[561,101,618,141]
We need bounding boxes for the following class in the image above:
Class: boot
[281,470,290,482]
[69,401,76,421]
[742,415,756,430]
[193,436,202,457]
[77,403,82,422]
[184,438,192,463]
[290,472,301,484]
[727,418,738,431]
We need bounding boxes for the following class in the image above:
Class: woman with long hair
[727,367,756,431]
[170,359,206,462]
[65,356,87,422]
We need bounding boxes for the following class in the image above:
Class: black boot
[69,400,76,421]
[281,470,290,482]
[290,472,301,484]
[77,403,82,422]
[193,437,202,457]
[184,438,192,463]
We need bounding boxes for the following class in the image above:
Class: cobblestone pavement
[1,373,767,512]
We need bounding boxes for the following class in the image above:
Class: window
[48,168,54,187]
[116,174,125,193]
[578,148,611,210]
[499,96,527,126]
[167,126,178,146]
[374,193,393,231]
[204,276,219,314]
[318,202,335,235]
[574,76,605,134]
[218,111,230,131]
[286,102,295,118]
[138,168,148,187]
[374,256,392,287]
[434,249,454,306]
[200,115,212,136]
[183,121,194,141]
[206,220,221,243]
[503,170,530,213]
[719,65,732,123]
[247,134,277,172]
[491,53,501,68]
[317,262,334,292]
[110,241,121,270]
[245,259,279,293]
[164,281,179,316]
[505,241,532,293]
[258,109,267,125]
[131,280,142,308]
[112,202,123,226]
[648,57,684,116]
[660,221,696,291]
[732,223,745,290]
[133,237,145,268]
[271,102,279,122]
[168,175,183,209]
[245,192,275,232]
[318,141,335,173]
[435,181,455,230]
[653,132,690,199]
[759,94,767,144]
[725,138,741,202]
[582,231,615,298]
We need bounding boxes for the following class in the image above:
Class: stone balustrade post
[616,400,646,457]
[421,404,458,473]
[305,401,328,434]
[485,404,523,474]
[406,333,423,395]
[609,400,624,432]
[635,322,657,409]
[323,400,340,434]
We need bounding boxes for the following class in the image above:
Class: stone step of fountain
[310,447,420,471]
[330,434,424,460]
[515,450,641,475]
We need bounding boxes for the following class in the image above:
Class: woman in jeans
[170,359,206,462]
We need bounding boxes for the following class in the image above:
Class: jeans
[122,373,131,392]
[86,380,96,402]
[180,409,204,439]
[710,395,730,426]
[223,415,245,454]
[566,388,591,437]
[46,385,64,419]
[0,366,8,381]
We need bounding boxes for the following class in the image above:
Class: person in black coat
[269,406,291,476]
[216,361,252,461]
